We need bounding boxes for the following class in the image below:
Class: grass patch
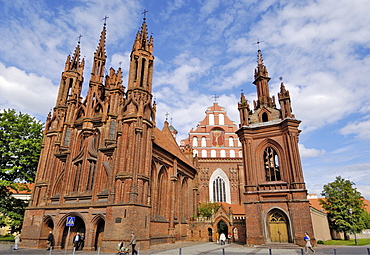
[322,238,370,246]
[0,235,14,242]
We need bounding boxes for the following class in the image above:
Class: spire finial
[212,94,219,103]
[103,15,109,26]
[165,112,170,121]
[253,39,264,50]
[77,34,83,44]
[142,9,149,21]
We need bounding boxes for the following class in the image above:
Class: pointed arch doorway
[61,216,86,249]
[268,211,289,243]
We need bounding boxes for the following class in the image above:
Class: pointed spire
[238,92,250,127]
[90,20,107,83]
[64,38,84,74]
[278,79,294,119]
[254,50,269,79]
[132,17,153,53]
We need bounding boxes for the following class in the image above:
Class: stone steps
[257,243,301,249]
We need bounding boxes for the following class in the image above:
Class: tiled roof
[218,202,245,215]
[153,122,194,168]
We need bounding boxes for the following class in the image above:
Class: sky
[0,0,370,199]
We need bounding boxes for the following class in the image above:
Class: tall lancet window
[264,147,281,181]
[213,177,226,202]
[209,169,231,203]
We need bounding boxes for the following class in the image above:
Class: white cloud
[299,144,326,159]
[339,117,370,140]
[0,63,57,117]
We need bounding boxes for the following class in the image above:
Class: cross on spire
[142,9,149,20]
[253,39,264,50]
[165,112,170,121]
[212,94,219,102]
[77,34,83,44]
[103,15,109,25]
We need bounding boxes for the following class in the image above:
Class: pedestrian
[13,233,21,250]
[73,232,81,250]
[215,232,219,244]
[78,233,85,250]
[129,232,138,255]
[46,231,55,250]
[228,233,232,244]
[304,232,315,253]
[220,232,226,245]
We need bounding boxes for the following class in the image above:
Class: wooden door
[269,212,288,242]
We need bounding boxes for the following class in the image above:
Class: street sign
[66,217,75,226]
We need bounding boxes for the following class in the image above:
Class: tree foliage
[0,109,43,232]
[197,202,221,218]
[319,176,367,235]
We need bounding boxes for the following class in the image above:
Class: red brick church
[21,18,314,251]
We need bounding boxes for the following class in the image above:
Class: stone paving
[1,242,370,255]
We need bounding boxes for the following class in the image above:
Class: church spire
[90,21,107,83]
[127,17,154,92]
[56,39,85,107]
[253,49,275,110]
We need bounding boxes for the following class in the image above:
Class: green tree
[197,202,221,218]
[0,109,43,233]
[319,176,367,239]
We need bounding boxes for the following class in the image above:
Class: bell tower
[236,50,314,246]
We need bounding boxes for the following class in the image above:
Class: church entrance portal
[61,216,86,249]
[268,211,289,243]
[217,220,228,236]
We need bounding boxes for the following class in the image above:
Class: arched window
[202,150,207,157]
[262,112,269,122]
[230,150,235,158]
[218,113,224,125]
[211,150,216,158]
[209,169,231,203]
[238,150,243,158]
[193,149,198,157]
[209,114,214,125]
[264,147,281,181]
[201,137,207,147]
[192,137,198,147]
[229,137,234,147]
[220,150,226,158]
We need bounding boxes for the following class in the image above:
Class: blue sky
[0,0,369,199]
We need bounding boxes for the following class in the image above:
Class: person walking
[220,233,226,245]
[78,233,85,250]
[73,232,81,250]
[304,232,315,253]
[46,231,55,250]
[129,232,138,255]
[13,233,21,250]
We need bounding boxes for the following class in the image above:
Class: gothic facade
[21,19,197,251]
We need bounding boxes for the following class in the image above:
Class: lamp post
[349,209,358,245]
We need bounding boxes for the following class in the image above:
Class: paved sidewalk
[1,242,370,255]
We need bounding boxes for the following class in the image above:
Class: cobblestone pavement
[1,242,370,255]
